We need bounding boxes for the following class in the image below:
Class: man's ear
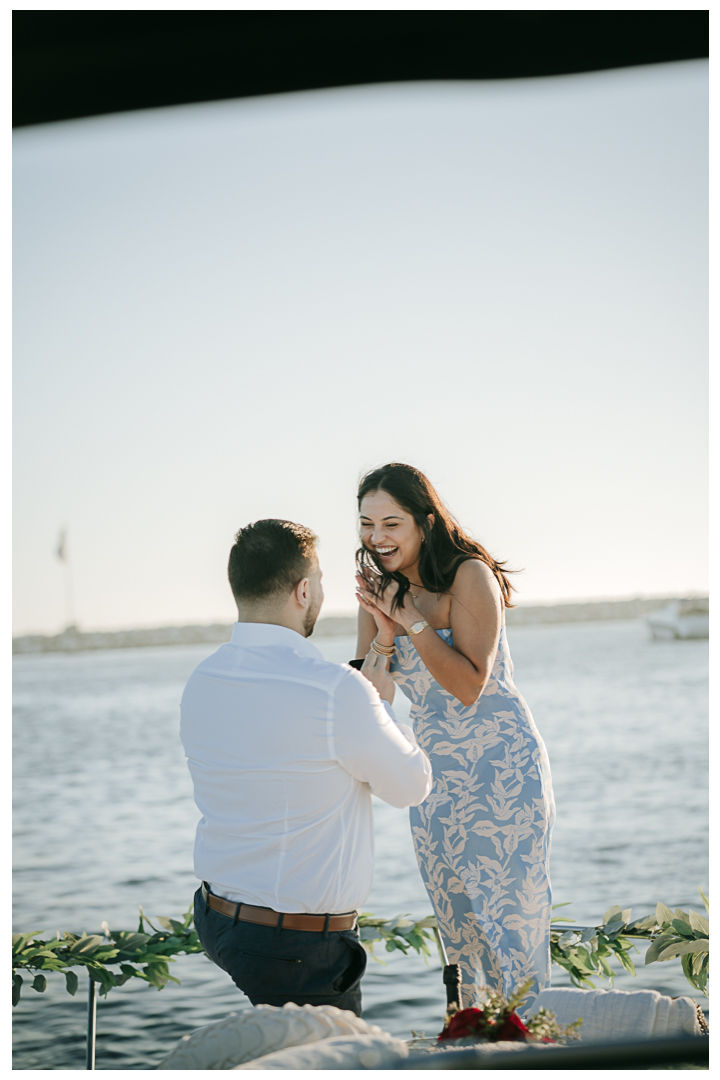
[294,578,310,608]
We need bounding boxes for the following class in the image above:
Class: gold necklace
[408,581,440,603]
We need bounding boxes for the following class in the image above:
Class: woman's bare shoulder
[450,559,503,608]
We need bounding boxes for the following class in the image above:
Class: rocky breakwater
[506,595,707,626]
[12,622,235,655]
[12,596,708,654]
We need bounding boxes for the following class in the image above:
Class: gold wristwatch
[408,619,430,636]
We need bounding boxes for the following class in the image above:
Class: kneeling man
[180,519,432,1016]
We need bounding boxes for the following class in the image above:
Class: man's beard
[303,597,321,637]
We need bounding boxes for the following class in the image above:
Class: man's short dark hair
[228,519,318,603]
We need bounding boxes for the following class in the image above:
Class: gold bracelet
[371,639,396,656]
[371,640,395,656]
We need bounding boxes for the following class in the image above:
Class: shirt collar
[230,621,324,660]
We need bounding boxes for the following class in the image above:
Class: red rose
[494,1011,531,1042]
[438,1007,488,1041]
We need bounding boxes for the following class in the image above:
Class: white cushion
[530,987,702,1042]
[156,1002,384,1070]
[235,1036,562,1069]
[232,1032,409,1070]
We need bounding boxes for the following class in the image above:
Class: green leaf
[602,905,622,925]
[595,935,612,957]
[12,973,23,1006]
[137,906,164,934]
[645,934,678,965]
[69,934,105,955]
[626,914,658,932]
[656,902,675,926]
[19,946,64,962]
[112,932,151,953]
[31,974,47,993]
[670,918,694,939]
[571,946,597,974]
[141,962,173,989]
[698,887,709,914]
[383,915,406,933]
[688,909,709,937]
[598,955,615,978]
[12,932,42,955]
[681,953,695,977]
[613,949,636,975]
[91,947,120,962]
[550,947,597,988]
[113,969,136,987]
[657,937,708,962]
[64,970,79,996]
[93,968,118,997]
[141,953,178,968]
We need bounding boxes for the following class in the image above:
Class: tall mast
[56,528,77,630]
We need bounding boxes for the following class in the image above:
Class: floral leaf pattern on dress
[390,627,555,1008]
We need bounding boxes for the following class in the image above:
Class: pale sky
[13,61,708,635]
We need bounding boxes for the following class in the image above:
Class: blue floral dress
[390,626,555,1008]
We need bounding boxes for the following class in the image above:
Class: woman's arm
[356,560,502,707]
[356,603,381,658]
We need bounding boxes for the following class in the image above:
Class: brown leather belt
[201,883,357,933]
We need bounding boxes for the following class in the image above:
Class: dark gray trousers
[193,886,367,1016]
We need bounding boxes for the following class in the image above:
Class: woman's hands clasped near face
[355,569,398,639]
[355,569,420,634]
[355,569,407,706]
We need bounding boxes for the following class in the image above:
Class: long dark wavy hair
[356,463,518,612]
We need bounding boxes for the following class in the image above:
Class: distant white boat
[647,598,709,640]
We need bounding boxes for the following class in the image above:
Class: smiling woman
[355,463,515,707]
[353,462,555,1012]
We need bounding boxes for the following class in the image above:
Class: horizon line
[12,589,708,641]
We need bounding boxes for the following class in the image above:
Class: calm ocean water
[13,620,708,1069]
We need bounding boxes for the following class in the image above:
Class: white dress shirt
[180,622,432,914]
